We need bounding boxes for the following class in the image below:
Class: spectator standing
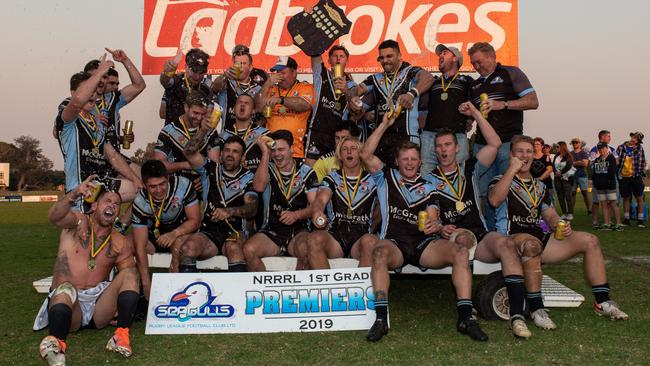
[552,141,575,220]
[617,132,647,227]
[592,143,622,231]
[570,137,591,215]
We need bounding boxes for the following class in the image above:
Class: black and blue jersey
[322,169,377,237]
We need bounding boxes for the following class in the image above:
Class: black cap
[186,48,209,73]
[597,142,608,149]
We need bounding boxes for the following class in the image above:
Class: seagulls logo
[154,281,235,322]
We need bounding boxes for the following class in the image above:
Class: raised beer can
[233,63,242,79]
[84,181,103,203]
[417,211,428,232]
[263,105,273,118]
[479,93,489,119]
[122,120,134,150]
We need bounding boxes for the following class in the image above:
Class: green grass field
[1,200,649,365]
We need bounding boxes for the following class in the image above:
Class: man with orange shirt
[259,56,314,159]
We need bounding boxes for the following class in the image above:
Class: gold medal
[87,258,96,271]
[154,228,160,239]
[279,106,287,114]
[530,209,538,219]
[334,102,341,110]
[347,207,353,218]
[92,147,100,155]
[455,200,466,212]
[87,217,110,273]
[440,92,448,101]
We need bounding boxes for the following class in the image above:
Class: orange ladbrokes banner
[142,0,518,74]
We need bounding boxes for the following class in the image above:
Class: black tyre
[473,271,528,321]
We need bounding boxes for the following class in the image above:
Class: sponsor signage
[143,0,518,74]
[146,268,377,334]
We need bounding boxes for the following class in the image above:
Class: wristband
[164,71,175,78]
[409,87,420,98]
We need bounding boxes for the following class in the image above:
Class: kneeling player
[426,103,536,338]
[184,133,258,272]
[131,160,201,298]
[243,130,320,271]
[360,113,488,342]
[489,135,629,329]
[309,136,379,269]
[35,178,140,364]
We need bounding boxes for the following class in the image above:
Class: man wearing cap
[616,132,647,227]
[211,44,267,134]
[419,44,474,175]
[259,56,315,159]
[589,130,619,228]
[160,48,213,125]
[467,42,539,230]
[570,137,591,216]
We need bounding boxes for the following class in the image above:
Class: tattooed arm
[211,194,259,221]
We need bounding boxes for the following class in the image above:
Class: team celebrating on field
[36,23,641,365]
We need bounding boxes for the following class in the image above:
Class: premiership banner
[143,0,518,74]
[146,268,377,334]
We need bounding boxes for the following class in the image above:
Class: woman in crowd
[552,141,576,220]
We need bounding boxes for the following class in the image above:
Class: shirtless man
[34,177,140,365]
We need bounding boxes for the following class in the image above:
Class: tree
[130,142,157,165]
[1,136,53,191]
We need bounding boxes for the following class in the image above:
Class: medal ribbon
[273,162,297,201]
[437,164,463,202]
[216,165,241,240]
[234,123,252,143]
[383,64,401,109]
[94,95,106,116]
[342,170,362,212]
[516,176,539,208]
[148,192,167,229]
[89,217,111,259]
[440,72,460,94]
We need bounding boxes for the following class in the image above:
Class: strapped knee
[515,238,543,263]
[52,282,77,304]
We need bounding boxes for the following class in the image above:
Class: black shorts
[258,225,308,254]
[330,229,366,257]
[200,222,240,253]
[388,235,438,267]
[147,228,172,253]
[619,177,645,198]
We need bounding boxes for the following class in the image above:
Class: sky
[1,0,649,170]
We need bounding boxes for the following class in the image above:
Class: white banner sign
[146,268,377,334]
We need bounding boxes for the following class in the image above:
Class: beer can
[122,120,134,149]
[479,93,489,118]
[211,107,222,129]
[333,64,343,95]
[314,216,327,229]
[263,105,273,118]
[261,135,276,149]
[84,181,103,203]
[233,63,242,79]
[555,220,566,240]
[417,211,428,232]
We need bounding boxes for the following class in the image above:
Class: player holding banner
[304,44,356,165]
[308,136,379,269]
[360,113,488,342]
[488,136,629,332]
[243,130,320,271]
[424,102,537,338]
